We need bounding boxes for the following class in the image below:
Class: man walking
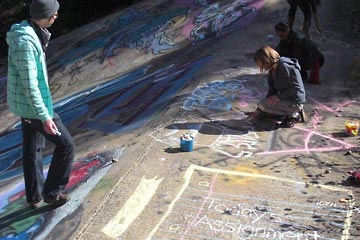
[287,0,322,37]
[6,0,75,208]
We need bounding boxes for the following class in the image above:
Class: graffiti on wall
[189,0,255,41]
[56,0,264,66]
[0,0,267,238]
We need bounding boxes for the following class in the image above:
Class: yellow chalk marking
[169,224,180,231]
[102,176,163,238]
[198,181,209,187]
[219,165,259,186]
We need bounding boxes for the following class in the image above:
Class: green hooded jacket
[6,20,53,122]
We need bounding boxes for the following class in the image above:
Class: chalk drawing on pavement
[0,152,113,240]
[182,79,260,112]
[0,56,211,239]
[259,98,359,156]
[102,176,163,238]
[147,165,354,240]
[150,122,260,160]
[209,131,259,158]
[54,0,265,67]
[189,0,256,41]
[258,125,356,156]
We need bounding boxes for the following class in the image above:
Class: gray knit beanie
[30,0,60,20]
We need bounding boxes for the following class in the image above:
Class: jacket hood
[279,56,301,71]
[6,20,38,48]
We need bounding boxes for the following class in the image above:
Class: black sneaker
[280,116,301,128]
[44,193,70,207]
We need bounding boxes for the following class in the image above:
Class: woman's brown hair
[253,46,280,72]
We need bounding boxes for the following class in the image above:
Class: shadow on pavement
[164,147,182,154]
[0,204,57,230]
[167,116,280,134]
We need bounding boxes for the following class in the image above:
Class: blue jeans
[21,113,75,203]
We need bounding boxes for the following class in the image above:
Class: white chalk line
[158,218,339,240]
[146,165,353,240]
[183,186,350,213]
[175,195,348,219]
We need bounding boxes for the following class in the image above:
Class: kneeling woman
[253,46,306,127]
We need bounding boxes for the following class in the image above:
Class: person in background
[6,0,75,208]
[274,22,324,84]
[287,0,322,37]
[311,0,323,33]
[252,46,306,128]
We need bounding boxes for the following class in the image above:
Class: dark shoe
[30,200,43,209]
[299,109,307,123]
[44,193,70,207]
[280,116,301,128]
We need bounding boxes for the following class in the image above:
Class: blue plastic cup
[180,138,194,152]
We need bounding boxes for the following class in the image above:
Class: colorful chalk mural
[182,79,261,111]
[0,154,107,240]
[0,0,267,238]
[56,0,265,66]
[0,56,211,238]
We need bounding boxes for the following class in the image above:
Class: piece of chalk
[54,130,61,136]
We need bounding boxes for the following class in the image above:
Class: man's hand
[267,95,280,105]
[43,119,58,135]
